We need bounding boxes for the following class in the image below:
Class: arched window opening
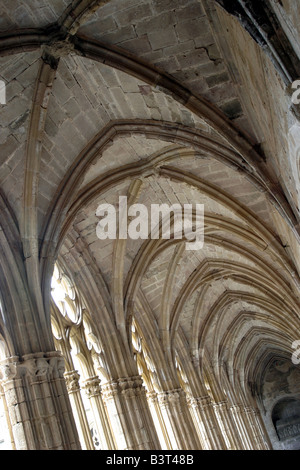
[51,264,115,450]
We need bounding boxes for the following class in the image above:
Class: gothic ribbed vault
[0,0,300,451]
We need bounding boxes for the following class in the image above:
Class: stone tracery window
[51,264,81,324]
[51,263,115,450]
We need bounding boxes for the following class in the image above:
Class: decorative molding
[101,376,146,400]
[190,395,213,410]
[101,381,119,400]
[147,391,158,403]
[64,370,81,393]
[213,401,228,410]
[158,389,186,406]
[83,376,101,398]
[118,376,144,396]
[230,404,243,414]
[244,406,255,414]
[0,353,65,383]
[0,360,18,382]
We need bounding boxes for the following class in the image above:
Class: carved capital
[158,389,185,406]
[213,401,228,410]
[102,376,146,399]
[0,352,65,383]
[101,381,119,400]
[23,357,51,378]
[64,370,81,393]
[186,395,195,407]
[83,376,101,398]
[147,391,158,403]
[244,406,255,414]
[0,358,19,382]
[118,376,145,397]
[230,404,243,414]
[49,355,66,379]
[192,395,213,410]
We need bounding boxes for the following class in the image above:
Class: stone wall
[260,359,300,450]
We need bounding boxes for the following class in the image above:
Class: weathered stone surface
[0,0,299,453]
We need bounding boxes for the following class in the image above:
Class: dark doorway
[272,398,300,450]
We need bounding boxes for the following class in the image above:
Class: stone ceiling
[0,0,299,396]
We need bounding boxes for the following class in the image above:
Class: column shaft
[82,376,115,450]
[0,353,81,450]
[191,396,226,450]
[102,376,161,450]
[158,389,201,450]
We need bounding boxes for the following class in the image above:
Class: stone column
[102,380,127,449]
[157,389,201,450]
[230,404,252,450]
[187,396,208,450]
[0,383,15,449]
[190,395,226,450]
[252,407,272,450]
[102,376,161,450]
[0,352,81,450]
[64,370,94,450]
[242,406,260,449]
[82,376,115,450]
[213,401,242,450]
[147,390,172,450]
[244,406,270,450]
[118,376,161,450]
